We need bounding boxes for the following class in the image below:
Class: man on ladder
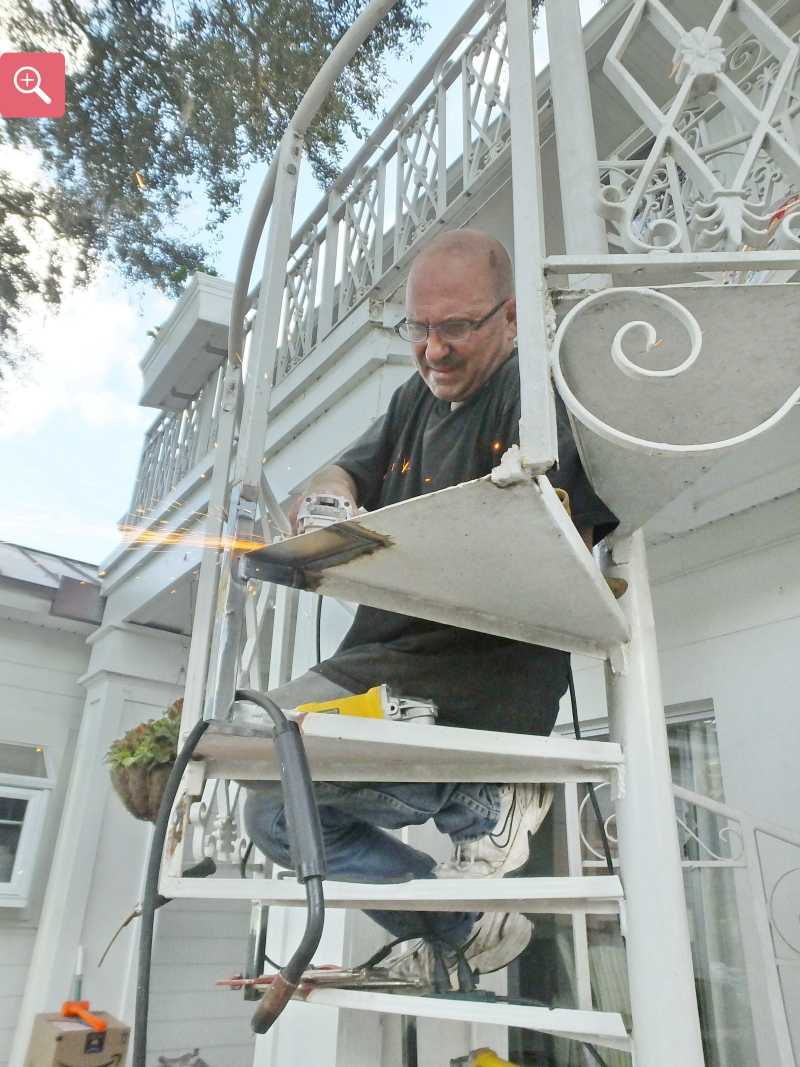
[244,228,617,988]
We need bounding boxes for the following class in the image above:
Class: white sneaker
[383,912,534,990]
[435,784,554,879]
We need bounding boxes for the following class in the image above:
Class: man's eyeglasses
[394,298,508,344]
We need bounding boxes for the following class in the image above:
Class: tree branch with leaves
[0,0,425,376]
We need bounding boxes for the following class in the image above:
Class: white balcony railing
[124,362,225,527]
[272,0,516,382]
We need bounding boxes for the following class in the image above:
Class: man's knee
[244,785,291,863]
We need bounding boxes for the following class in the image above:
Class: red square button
[0,52,65,118]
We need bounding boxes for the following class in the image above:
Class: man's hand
[288,465,359,535]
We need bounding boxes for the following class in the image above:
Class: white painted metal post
[545,2,705,1058]
[505,0,558,472]
[606,533,706,1066]
[543,0,610,288]
[319,191,343,338]
[269,585,300,687]
[564,782,593,1013]
[236,128,305,497]
[179,361,241,734]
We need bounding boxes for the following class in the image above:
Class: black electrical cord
[315,594,323,664]
[133,718,210,1067]
[354,928,476,993]
[239,839,254,879]
[567,664,615,876]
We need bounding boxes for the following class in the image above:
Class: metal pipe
[505,0,558,472]
[544,0,610,287]
[604,533,706,1067]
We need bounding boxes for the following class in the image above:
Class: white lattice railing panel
[268,0,527,384]
[339,162,386,318]
[126,363,225,525]
[462,10,512,192]
[277,233,322,379]
[601,0,800,255]
[394,94,446,260]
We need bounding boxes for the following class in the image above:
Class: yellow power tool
[451,1050,521,1067]
[295,684,437,724]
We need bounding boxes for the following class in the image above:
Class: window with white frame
[509,702,759,1067]
[0,740,53,908]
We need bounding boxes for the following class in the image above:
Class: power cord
[567,664,615,875]
[315,594,323,664]
[133,718,210,1067]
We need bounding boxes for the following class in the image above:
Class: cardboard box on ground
[23,1012,130,1067]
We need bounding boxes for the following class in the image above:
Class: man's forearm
[288,465,359,533]
[303,465,358,504]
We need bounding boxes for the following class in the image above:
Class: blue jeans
[243,672,501,944]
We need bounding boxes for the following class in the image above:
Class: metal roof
[0,542,103,626]
[0,541,98,589]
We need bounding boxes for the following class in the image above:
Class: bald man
[245,229,616,988]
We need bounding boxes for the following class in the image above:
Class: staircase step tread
[241,474,629,657]
[300,989,632,1051]
[196,715,623,783]
[160,874,623,913]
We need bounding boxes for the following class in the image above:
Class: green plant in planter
[106,698,183,822]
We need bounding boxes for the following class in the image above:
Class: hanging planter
[106,698,183,823]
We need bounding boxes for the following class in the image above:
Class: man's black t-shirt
[312,352,617,735]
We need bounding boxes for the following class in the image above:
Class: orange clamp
[61,1001,107,1032]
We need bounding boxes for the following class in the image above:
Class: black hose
[234,689,327,1033]
[133,718,210,1067]
[286,876,325,983]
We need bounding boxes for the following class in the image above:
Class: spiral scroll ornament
[552,287,800,456]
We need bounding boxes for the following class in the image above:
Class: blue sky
[0,1,602,566]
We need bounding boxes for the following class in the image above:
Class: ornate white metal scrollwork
[187,776,251,868]
[673,800,745,863]
[580,781,746,866]
[601,0,800,257]
[578,781,619,863]
[552,286,800,455]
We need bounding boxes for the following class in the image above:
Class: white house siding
[0,617,88,1067]
[144,898,255,1066]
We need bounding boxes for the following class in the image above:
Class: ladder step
[298,989,632,1053]
[196,715,623,783]
[160,874,623,913]
[240,474,629,658]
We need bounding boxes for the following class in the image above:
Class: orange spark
[400,459,411,474]
[119,525,268,553]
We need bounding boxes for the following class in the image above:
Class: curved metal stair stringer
[552,282,800,537]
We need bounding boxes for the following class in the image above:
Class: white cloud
[0,272,172,439]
